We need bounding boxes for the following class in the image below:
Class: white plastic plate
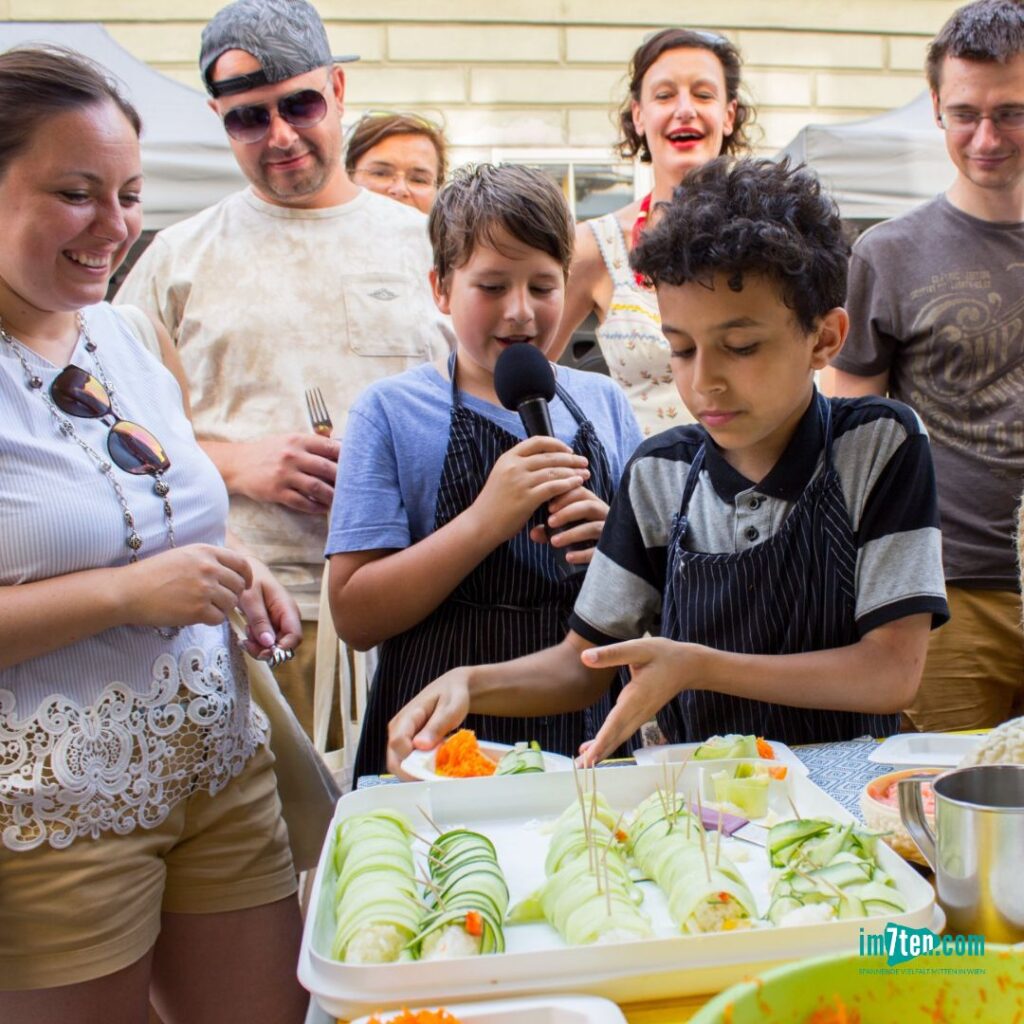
[633,738,807,774]
[299,764,936,1018]
[349,994,627,1024]
[867,732,984,767]
[400,741,573,781]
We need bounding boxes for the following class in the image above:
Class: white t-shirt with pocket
[116,187,451,616]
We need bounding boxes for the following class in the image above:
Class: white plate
[400,741,573,781]
[867,732,984,767]
[349,994,627,1024]
[632,738,807,775]
[300,765,936,1018]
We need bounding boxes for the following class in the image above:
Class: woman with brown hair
[345,111,448,213]
[0,46,306,1024]
[550,28,756,438]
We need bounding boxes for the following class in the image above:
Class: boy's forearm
[332,506,508,650]
[694,614,930,714]
[467,633,615,717]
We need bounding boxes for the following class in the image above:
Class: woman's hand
[470,436,589,545]
[386,668,473,776]
[236,557,303,660]
[124,544,253,630]
[529,484,610,565]
[579,637,707,764]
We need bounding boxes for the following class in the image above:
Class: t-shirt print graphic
[905,264,1024,467]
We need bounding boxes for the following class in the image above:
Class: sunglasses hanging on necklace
[0,311,180,640]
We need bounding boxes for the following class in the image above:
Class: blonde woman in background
[345,111,447,213]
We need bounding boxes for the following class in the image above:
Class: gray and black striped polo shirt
[570,392,949,645]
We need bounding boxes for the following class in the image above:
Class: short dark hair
[617,28,755,161]
[0,46,141,180]
[345,112,448,184]
[632,158,848,334]
[926,0,1024,92]
[428,163,574,285]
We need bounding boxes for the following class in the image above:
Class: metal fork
[304,386,334,436]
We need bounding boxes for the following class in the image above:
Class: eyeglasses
[352,164,437,191]
[51,365,170,475]
[222,87,329,143]
[938,107,1024,135]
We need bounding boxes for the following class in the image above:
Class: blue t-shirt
[326,362,644,554]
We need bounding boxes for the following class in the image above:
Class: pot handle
[898,775,937,870]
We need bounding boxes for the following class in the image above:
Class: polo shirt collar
[702,390,824,503]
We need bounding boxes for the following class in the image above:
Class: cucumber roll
[410,828,509,960]
[495,740,546,775]
[626,790,757,934]
[508,794,652,946]
[330,810,422,964]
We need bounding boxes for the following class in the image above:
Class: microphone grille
[493,344,557,411]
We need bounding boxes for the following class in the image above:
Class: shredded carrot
[756,737,776,759]
[805,995,860,1024]
[366,1010,463,1024]
[433,729,497,778]
[615,828,629,842]
[767,765,788,780]
[464,910,483,937]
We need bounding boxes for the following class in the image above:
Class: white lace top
[0,303,266,851]
[587,214,694,437]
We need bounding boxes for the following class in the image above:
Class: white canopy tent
[777,91,955,221]
[0,22,244,228]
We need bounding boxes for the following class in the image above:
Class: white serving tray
[299,764,936,1019]
[349,994,627,1024]
[633,738,807,774]
[868,732,983,767]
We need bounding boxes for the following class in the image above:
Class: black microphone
[494,344,585,578]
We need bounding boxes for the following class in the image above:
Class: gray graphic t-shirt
[836,195,1024,589]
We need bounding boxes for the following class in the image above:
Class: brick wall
[4,1,963,156]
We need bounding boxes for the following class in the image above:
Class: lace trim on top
[0,644,268,852]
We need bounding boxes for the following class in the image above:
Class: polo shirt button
[745,526,760,542]
[748,496,761,510]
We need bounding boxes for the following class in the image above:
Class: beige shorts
[905,585,1024,732]
[0,744,297,991]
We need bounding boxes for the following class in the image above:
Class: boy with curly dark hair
[387,158,949,770]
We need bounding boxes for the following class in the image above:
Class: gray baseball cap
[201,0,359,98]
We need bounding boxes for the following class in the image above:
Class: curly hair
[617,28,755,161]
[927,0,1024,92]
[631,158,848,334]
[429,163,574,285]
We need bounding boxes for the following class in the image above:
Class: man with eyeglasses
[117,0,450,740]
[829,0,1024,732]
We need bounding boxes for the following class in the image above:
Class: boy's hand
[472,436,589,545]
[528,485,609,565]
[578,638,708,764]
[387,669,472,776]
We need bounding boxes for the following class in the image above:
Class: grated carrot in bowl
[433,729,497,778]
[366,1009,464,1023]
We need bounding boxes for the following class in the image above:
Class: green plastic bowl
[690,945,1024,1023]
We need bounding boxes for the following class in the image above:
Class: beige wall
[5,1,963,157]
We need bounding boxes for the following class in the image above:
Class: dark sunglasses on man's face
[51,365,170,476]
[221,87,329,143]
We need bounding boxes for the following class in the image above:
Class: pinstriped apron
[656,393,901,745]
[353,357,615,777]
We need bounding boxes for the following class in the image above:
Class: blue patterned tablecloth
[358,738,898,820]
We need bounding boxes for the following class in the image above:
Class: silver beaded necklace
[0,311,180,639]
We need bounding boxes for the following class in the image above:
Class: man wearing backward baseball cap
[118,0,450,741]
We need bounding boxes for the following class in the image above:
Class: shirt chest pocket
[341,272,432,358]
